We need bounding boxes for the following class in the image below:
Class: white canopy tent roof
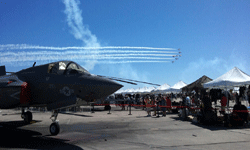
[136,87,148,93]
[204,67,250,88]
[164,80,187,93]
[151,83,170,93]
[133,87,141,93]
[114,89,125,94]
[123,88,136,94]
[118,86,157,94]
[142,86,156,94]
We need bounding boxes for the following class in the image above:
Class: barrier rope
[93,103,250,112]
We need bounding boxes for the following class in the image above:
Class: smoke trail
[0,51,178,57]
[62,0,101,70]
[0,55,174,63]
[63,0,100,47]
[0,59,171,66]
[96,61,171,64]
[0,44,178,51]
[0,50,179,58]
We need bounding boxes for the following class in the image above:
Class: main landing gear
[21,108,33,123]
[49,110,60,136]
[21,108,60,136]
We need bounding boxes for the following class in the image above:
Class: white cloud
[181,50,249,84]
[117,63,149,88]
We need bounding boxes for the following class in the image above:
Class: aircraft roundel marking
[60,86,74,96]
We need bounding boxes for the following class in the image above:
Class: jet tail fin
[0,66,6,76]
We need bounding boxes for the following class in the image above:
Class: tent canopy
[204,67,250,88]
[143,86,156,93]
[182,75,212,93]
[164,80,187,93]
[151,83,170,93]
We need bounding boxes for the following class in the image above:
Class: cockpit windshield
[48,61,90,75]
[59,62,67,70]
[71,62,90,75]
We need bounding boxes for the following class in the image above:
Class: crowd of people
[115,93,180,117]
[114,85,250,123]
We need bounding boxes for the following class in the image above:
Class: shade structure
[133,87,141,93]
[151,83,170,94]
[182,75,212,93]
[114,89,125,94]
[164,81,187,93]
[142,86,156,94]
[204,67,250,88]
[136,87,148,93]
[123,88,135,94]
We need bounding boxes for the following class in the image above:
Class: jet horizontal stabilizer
[98,75,160,86]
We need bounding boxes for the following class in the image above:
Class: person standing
[145,96,151,117]
[151,96,157,116]
[186,95,191,107]
[235,92,239,105]
[166,96,172,113]
[220,94,227,113]
[156,94,162,117]
[160,96,167,117]
[142,96,146,110]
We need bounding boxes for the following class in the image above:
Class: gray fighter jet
[0,60,159,135]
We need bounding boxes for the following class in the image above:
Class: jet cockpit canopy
[48,61,90,75]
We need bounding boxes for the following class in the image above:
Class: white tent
[133,87,141,93]
[136,86,148,93]
[142,86,156,94]
[114,89,125,94]
[123,88,135,94]
[204,67,250,88]
[151,83,170,93]
[164,81,187,93]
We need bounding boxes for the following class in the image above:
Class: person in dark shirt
[220,94,227,112]
[182,95,186,107]
[202,93,212,111]
[239,86,246,98]
[166,96,172,113]
[235,92,239,105]
[232,102,248,125]
[160,96,167,117]
[210,89,217,105]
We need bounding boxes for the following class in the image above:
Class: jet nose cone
[93,78,123,100]
[78,75,123,101]
[102,78,123,94]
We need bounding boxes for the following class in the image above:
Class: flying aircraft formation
[0,60,161,135]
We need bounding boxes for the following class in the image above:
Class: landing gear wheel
[50,122,60,136]
[24,111,32,123]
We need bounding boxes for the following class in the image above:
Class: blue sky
[0,0,249,90]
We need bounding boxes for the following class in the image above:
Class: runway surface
[1,105,250,150]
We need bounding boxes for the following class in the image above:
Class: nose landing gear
[49,110,60,136]
[21,108,33,123]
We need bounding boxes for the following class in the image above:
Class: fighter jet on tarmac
[0,60,159,135]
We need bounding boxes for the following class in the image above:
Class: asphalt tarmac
[1,105,250,150]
